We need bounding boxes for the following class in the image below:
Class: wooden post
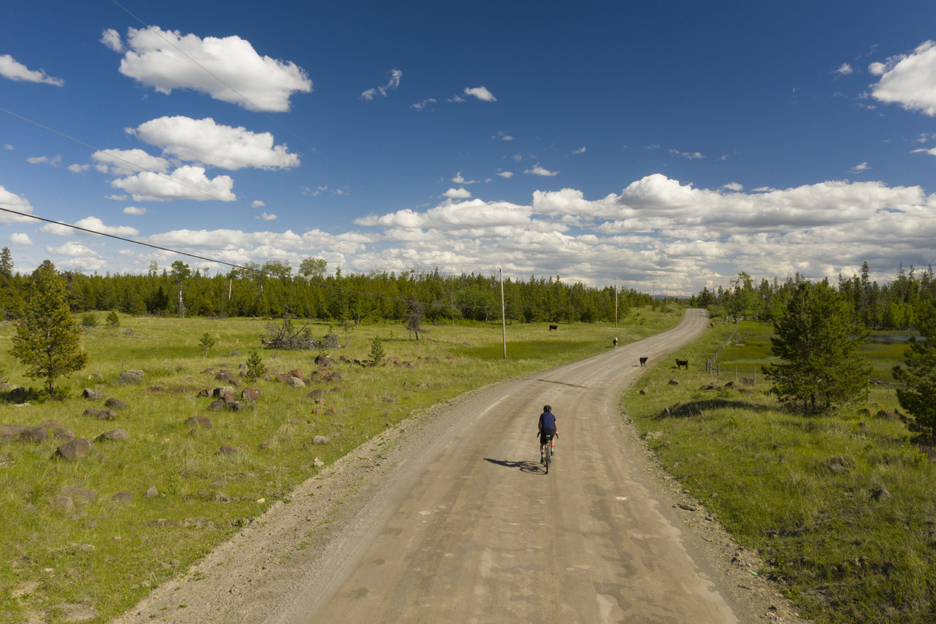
[500,267,507,360]
[615,277,618,328]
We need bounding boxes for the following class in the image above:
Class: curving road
[264,309,754,624]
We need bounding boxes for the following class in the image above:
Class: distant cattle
[639,357,648,366]
[675,359,689,370]
[549,324,558,331]
[613,337,619,348]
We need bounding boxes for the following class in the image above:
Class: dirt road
[118,310,801,623]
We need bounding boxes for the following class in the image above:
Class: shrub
[81,313,98,327]
[106,310,120,328]
[244,350,266,380]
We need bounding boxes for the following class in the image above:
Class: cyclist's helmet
[543,405,552,412]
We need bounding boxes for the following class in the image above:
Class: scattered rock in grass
[213,386,235,397]
[54,428,75,441]
[96,429,129,442]
[145,486,158,498]
[645,431,664,440]
[639,387,648,395]
[275,373,291,384]
[875,410,899,421]
[312,435,330,445]
[117,370,145,384]
[739,377,755,386]
[699,383,719,391]
[339,355,351,363]
[104,398,128,410]
[48,495,74,515]
[208,399,225,411]
[239,363,248,370]
[827,456,851,474]
[313,458,324,467]
[870,487,891,501]
[325,408,337,415]
[61,486,97,505]
[112,492,132,504]
[202,368,217,375]
[197,388,212,397]
[82,389,105,400]
[210,480,227,489]
[288,418,306,425]
[229,401,246,411]
[147,385,165,392]
[18,426,47,443]
[326,372,343,383]
[186,415,213,429]
[859,422,869,430]
[307,389,325,403]
[98,410,117,421]
[241,387,261,401]
[365,393,374,398]
[677,502,697,511]
[219,445,243,456]
[286,376,306,389]
[87,374,104,380]
[661,407,671,417]
[22,502,39,514]
[271,352,281,359]
[215,492,231,503]
[382,395,396,403]
[668,379,680,386]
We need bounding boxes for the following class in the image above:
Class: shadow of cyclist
[483,458,543,474]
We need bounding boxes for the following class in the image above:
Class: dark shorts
[540,429,556,445]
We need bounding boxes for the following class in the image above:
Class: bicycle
[538,431,557,474]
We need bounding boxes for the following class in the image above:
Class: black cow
[675,359,689,370]
[639,357,648,366]
[549,324,558,331]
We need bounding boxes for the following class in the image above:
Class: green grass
[0,308,680,623]
[622,322,936,623]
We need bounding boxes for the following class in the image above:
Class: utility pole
[500,268,507,359]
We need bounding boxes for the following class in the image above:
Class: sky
[2,0,936,296]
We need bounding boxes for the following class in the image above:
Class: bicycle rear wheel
[544,437,551,474]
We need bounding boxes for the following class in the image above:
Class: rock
[210,480,227,489]
[60,486,97,505]
[870,487,891,501]
[56,438,94,461]
[18,426,47,443]
[312,435,331,445]
[239,363,248,370]
[48,495,75,515]
[98,410,118,421]
[365,393,374,398]
[288,368,311,383]
[700,383,719,391]
[723,381,736,389]
[54,428,76,441]
[96,429,129,442]
[275,373,292,384]
[117,370,145,384]
[639,387,648,395]
[82,389,105,400]
[214,492,231,503]
[208,399,225,411]
[185,415,213,429]
[219,445,243,456]
[228,401,246,411]
[875,410,900,421]
[668,379,680,386]
[202,368,217,375]
[271,352,282,359]
[147,385,165,392]
[313,458,325,468]
[326,372,343,383]
[87,374,104,380]
[111,492,133,504]
[197,388,213,397]
[286,376,306,388]
[307,389,326,403]
[8,387,27,400]
[213,386,235,397]
[241,387,262,401]
[83,408,102,418]
[22,502,40,514]
[325,408,337,415]
[739,377,755,386]
[145,486,158,498]
[104,398,128,410]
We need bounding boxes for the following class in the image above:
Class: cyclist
[538,405,557,464]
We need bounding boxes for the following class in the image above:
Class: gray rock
[97,410,118,421]
[213,386,235,397]
[241,387,262,402]
[208,399,225,411]
[870,487,891,501]
[312,435,331,445]
[48,495,75,515]
[82,389,105,400]
[219,445,243,456]
[18,426,47,443]
[286,376,306,388]
[668,379,680,386]
[117,370,145,384]
[61,486,97,505]
[111,492,133,504]
[145,486,158,498]
[104,398,128,410]
[22,502,40,514]
[56,438,95,461]
[96,429,129,442]
[54,428,76,441]
[87,374,104,380]
[639,387,649,395]
[185,415,213,429]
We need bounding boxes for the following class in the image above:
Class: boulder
[286,376,306,389]
[228,401,246,411]
[288,368,311,383]
[314,354,332,367]
[104,398,128,410]
[98,410,118,421]
[306,389,326,403]
[145,486,158,498]
[870,487,891,501]
[312,435,331,445]
[1,424,23,443]
[48,495,75,515]
[56,438,94,461]
[96,429,129,442]
[213,386,235,397]
[185,416,213,429]
[241,387,262,402]
[54,428,76,442]
[218,445,243,456]
[639,387,648,395]
[275,374,292,384]
[61,486,97,505]
[87,374,104,380]
[18,426,48,443]
[111,492,133,504]
[117,370,145,384]
[83,388,106,400]
[326,372,343,383]
[875,410,900,421]
[668,379,680,386]
[208,399,225,411]
[197,388,213,397]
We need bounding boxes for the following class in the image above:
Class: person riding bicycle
[538,405,557,464]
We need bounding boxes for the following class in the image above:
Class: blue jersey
[539,411,556,431]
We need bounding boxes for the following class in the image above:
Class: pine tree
[369,336,385,365]
[764,281,871,413]
[199,332,216,358]
[244,350,267,380]
[9,260,89,396]
[893,305,936,437]
[106,310,120,328]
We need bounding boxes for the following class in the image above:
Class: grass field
[0,308,679,623]
[622,321,936,623]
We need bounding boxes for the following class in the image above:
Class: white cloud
[111,166,236,202]
[833,63,854,76]
[251,200,265,208]
[40,216,140,238]
[9,233,32,245]
[870,40,936,115]
[410,98,437,111]
[722,182,743,191]
[123,206,147,215]
[27,155,62,166]
[259,212,277,220]
[0,186,36,224]
[105,194,128,201]
[571,147,586,155]
[464,86,496,101]
[361,68,402,100]
[669,149,704,160]
[496,171,514,178]
[100,28,124,53]
[115,26,312,112]
[0,54,64,86]
[443,188,472,199]
[912,147,936,158]
[128,116,299,170]
[68,163,91,173]
[47,241,99,258]
[503,135,513,141]
[93,149,170,176]
[3,144,13,150]
[524,163,558,177]
[850,162,871,173]
[511,153,523,162]
[451,172,479,185]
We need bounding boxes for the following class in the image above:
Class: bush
[81,313,98,327]
[106,310,120,328]
[244,350,266,380]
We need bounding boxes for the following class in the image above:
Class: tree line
[690,262,936,330]
[0,248,653,324]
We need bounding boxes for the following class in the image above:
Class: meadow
[622,320,936,623]
[0,308,678,623]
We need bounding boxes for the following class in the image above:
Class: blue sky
[2,0,936,295]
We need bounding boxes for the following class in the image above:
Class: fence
[706,318,741,378]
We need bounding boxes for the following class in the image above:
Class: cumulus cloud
[524,163,558,177]
[259,212,277,220]
[40,216,140,238]
[93,149,170,176]
[463,86,496,101]
[9,233,32,245]
[123,206,146,215]
[68,163,91,173]
[361,68,402,100]
[410,98,436,111]
[47,241,99,258]
[443,188,472,199]
[0,54,64,86]
[452,172,478,185]
[114,26,312,111]
[100,28,124,53]
[870,40,936,116]
[833,63,854,76]
[251,200,265,208]
[496,171,514,178]
[27,155,62,166]
[0,185,35,224]
[111,166,236,202]
[722,182,743,191]
[128,116,299,170]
